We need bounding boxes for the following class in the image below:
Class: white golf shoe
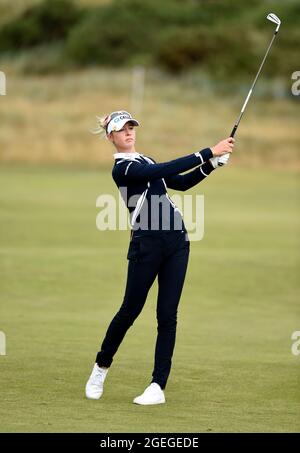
[133,383,166,405]
[85,363,108,400]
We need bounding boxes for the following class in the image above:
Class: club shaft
[230,30,278,138]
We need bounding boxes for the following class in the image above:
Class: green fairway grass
[0,163,299,432]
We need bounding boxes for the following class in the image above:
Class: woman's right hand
[211,138,235,157]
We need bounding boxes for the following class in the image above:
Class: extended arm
[115,148,213,183]
[164,161,215,191]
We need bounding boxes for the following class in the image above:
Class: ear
[107,132,114,143]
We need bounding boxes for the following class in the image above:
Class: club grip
[230,124,238,138]
[218,125,237,167]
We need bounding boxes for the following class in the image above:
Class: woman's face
[108,122,136,152]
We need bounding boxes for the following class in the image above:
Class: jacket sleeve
[164,161,215,191]
[117,148,213,183]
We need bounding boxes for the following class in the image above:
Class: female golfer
[85,110,234,405]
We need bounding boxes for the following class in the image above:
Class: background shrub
[0,0,299,81]
[0,0,80,51]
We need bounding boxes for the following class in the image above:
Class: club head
[267,13,281,32]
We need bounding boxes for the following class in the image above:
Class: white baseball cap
[106,111,139,134]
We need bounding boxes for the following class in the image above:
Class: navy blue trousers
[96,230,190,389]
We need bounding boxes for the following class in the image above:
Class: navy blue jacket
[112,148,214,233]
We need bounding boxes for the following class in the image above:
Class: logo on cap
[112,113,131,123]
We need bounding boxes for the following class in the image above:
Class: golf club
[218,12,281,166]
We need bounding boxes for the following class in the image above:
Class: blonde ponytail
[90,114,111,138]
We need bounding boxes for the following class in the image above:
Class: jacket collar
[113,152,142,160]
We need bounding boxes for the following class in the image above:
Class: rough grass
[0,67,299,168]
[0,163,299,432]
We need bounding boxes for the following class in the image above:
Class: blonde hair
[91,114,111,139]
